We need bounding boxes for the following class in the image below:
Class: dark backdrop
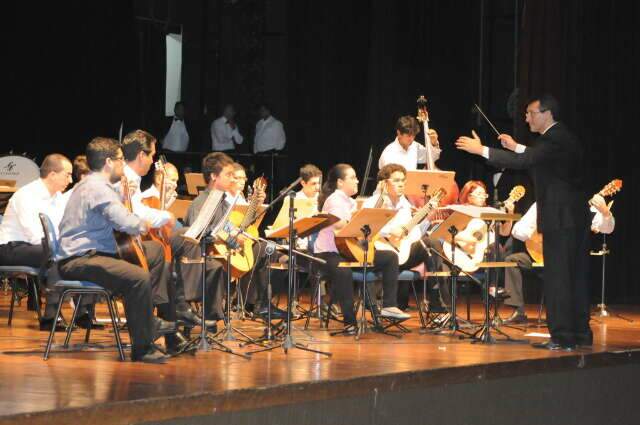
[4,0,640,303]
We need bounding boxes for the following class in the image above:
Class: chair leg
[8,278,17,326]
[64,294,82,348]
[44,290,67,360]
[32,276,42,321]
[411,280,427,329]
[537,292,545,324]
[106,296,126,361]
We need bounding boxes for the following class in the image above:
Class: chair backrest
[39,213,59,264]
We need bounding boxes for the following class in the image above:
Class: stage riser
[147,362,640,425]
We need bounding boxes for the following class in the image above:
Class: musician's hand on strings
[455,130,484,155]
[498,134,518,151]
[428,129,439,147]
[390,227,405,239]
[165,212,177,230]
[589,194,612,217]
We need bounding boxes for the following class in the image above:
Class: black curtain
[284,0,481,187]
[7,2,139,161]
[518,0,640,303]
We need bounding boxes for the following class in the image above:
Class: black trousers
[543,226,591,346]
[316,252,357,325]
[399,237,452,307]
[171,228,226,320]
[503,251,535,309]
[59,252,155,357]
[372,250,399,308]
[239,240,270,309]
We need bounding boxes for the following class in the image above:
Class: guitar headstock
[429,188,447,206]
[416,95,429,123]
[599,179,622,197]
[507,185,526,203]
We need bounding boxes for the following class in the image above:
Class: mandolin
[142,156,173,261]
[113,176,149,271]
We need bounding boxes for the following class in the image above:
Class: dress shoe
[381,306,411,320]
[503,310,528,325]
[132,347,169,364]
[165,331,196,356]
[489,286,510,299]
[342,324,358,335]
[176,307,218,330]
[257,304,287,320]
[39,317,68,332]
[75,313,106,330]
[531,341,575,352]
[153,316,177,339]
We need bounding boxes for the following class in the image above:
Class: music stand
[181,190,250,358]
[269,197,317,231]
[405,170,455,205]
[334,208,396,339]
[185,172,206,196]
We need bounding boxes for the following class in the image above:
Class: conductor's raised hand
[455,130,484,155]
[498,134,518,151]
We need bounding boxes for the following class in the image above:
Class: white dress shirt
[378,138,441,171]
[211,116,243,151]
[512,202,615,242]
[141,184,177,209]
[0,178,67,245]
[254,116,286,154]
[124,165,172,228]
[162,118,189,152]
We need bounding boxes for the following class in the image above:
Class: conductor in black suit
[455,94,590,351]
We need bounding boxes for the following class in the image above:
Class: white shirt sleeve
[416,143,427,165]
[512,203,537,241]
[481,146,490,159]
[590,207,615,234]
[231,126,243,145]
[130,185,171,228]
[12,191,45,245]
[515,144,527,153]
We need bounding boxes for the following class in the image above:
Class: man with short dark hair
[211,104,243,152]
[378,116,441,171]
[57,138,171,363]
[162,101,190,152]
[456,94,590,351]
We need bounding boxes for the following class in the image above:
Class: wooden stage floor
[1,291,640,424]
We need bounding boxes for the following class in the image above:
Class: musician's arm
[99,200,148,235]
[131,190,173,228]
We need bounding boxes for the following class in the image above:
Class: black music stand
[248,191,332,357]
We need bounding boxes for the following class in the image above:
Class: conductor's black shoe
[165,331,196,356]
[153,316,177,338]
[133,347,169,364]
[531,341,575,352]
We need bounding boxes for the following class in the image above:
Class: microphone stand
[248,191,331,357]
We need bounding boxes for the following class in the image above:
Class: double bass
[416,95,459,206]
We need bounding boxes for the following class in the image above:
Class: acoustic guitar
[375,187,446,265]
[209,176,267,278]
[526,179,622,264]
[442,185,526,272]
[114,176,149,271]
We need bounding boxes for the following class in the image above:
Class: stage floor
[1,291,640,424]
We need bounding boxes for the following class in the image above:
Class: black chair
[39,213,125,361]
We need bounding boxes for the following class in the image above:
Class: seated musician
[122,130,201,354]
[502,196,615,324]
[364,163,446,313]
[315,164,406,329]
[226,162,287,319]
[0,153,91,331]
[57,138,173,364]
[141,161,179,210]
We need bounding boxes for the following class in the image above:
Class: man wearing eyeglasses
[455,94,590,352]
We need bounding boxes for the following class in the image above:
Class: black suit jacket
[487,122,588,234]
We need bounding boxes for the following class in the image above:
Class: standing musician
[0,154,77,331]
[378,116,440,171]
[456,94,590,351]
[502,196,615,324]
[227,162,286,318]
[57,138,172,363]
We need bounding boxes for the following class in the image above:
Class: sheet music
[183,190,226,242]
